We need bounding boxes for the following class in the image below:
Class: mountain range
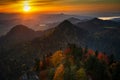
[0,17,120,59]
[0,13,92,36]
[0,17,120,80]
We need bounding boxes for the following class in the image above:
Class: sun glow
[23,5,31,12]
[23,1,31,12]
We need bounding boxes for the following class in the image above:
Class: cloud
[0,0,62,6]
[30,0,61,6]
[0,0,22,5]
[64,0,120,4]
[0,0,120,6]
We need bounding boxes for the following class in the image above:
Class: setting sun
[23,1,31,12]
[23,5,31,12]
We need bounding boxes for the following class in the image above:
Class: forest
[18,44,120,80]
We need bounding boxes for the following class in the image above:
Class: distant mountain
[67,17,81,24]
[0,25,42,50]
[77,18,119,33]
[67,17,89,24]
[0,13,93,36]
[6,25,36,38]
[44,17,84,30]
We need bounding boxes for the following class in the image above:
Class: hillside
[87,28,120,59]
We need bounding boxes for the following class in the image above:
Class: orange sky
[0,0,120,14]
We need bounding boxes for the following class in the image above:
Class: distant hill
[67,17,81,24]
[0,13,92,36]
[77,18,119,33]
[0,25,43,50]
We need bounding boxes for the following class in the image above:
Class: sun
[22,1,31,12]
[23,5,31,12]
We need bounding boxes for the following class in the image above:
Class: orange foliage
[50,50,64,67]
[53,64,64,80]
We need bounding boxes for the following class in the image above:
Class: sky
[0,0,120,15]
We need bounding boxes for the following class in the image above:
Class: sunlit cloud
[0,0,120,5]
[0,0,119,14]
[99,16,120,20]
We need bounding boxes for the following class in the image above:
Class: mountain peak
[68,17,80,21]
[54,20,77,31]
[6,24,35,36]
[67,17,81,24]
[53,20,88,37]
[10,24,31,31]
[8,25,33,34]
[58,20,74,27]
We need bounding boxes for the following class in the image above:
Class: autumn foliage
[50,50,64,67]
[53,64,64,80]
[31,44,119,80]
